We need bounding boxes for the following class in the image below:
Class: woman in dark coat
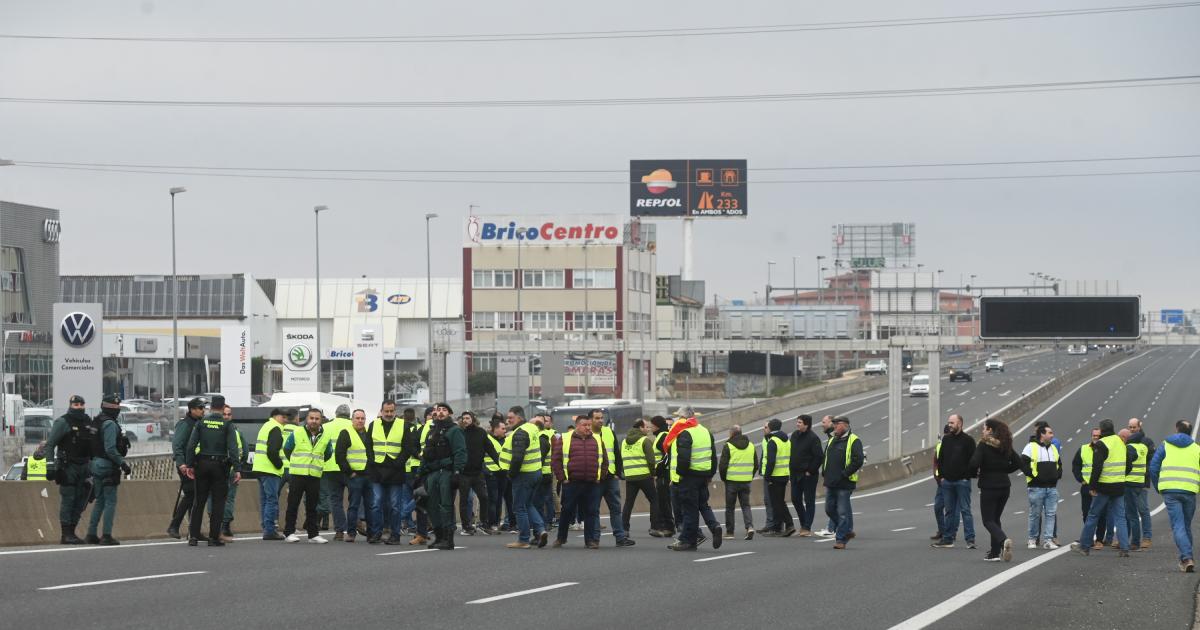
[969,418,1021,562]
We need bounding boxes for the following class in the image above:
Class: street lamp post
[816,255,826,304]
[791,256,800,305]
[766,260,776,305]
[313,205,327,392]
[425,213,438,399]
[168,187,186,415]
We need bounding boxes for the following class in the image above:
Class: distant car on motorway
[909,374,930,397]
[1066,344,1088,355]
[864,360,888,376]
[902,353,914,372]
[948,363,974,382]
[985,353,1005,372]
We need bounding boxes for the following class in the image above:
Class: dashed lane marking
[694,551,756,563]
[467,582,578,605]
[39,571,207,591]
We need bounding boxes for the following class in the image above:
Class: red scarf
[662,418,698,450]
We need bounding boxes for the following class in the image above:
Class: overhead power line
[15,163,1200,185]
[14,153,1200,175]
[0,2,1195,43]
[1,75,1197,109]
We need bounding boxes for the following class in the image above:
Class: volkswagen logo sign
[288,343,313,368]
[60,311,96,347]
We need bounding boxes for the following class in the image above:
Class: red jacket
[552,431,607,483]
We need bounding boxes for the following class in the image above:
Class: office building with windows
[1,201,62,407]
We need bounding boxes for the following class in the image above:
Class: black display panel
[980,296,1141,339]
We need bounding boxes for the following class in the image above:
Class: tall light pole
[168,187,186,415]
[766,260,776,305]
[313,205,327,392]
[425,213,438,397]
[791,256,800,305]
[816,255,826,305]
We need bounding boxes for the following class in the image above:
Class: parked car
[864,360,888,376]
[21,408,54,443]
[948,363,974,382]
[1066,344,1088,355]
[119,414,164,442]
[985,353,1005,372]
[909,374,930,397]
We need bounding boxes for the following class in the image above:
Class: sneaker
[167,527,181,540]
[263,532,285,541]
[983,554,1001,562]
[931,540,955,549]
[219,534,235,543]
[334,532,344,542]
[1002,539,1013,562]
[1118,550,1130,558]
[668,542,697,551]
[1027,539,1037,550]
[723,532,735,540]
[207,540,225,547]
[460,528,476,536]
[100,535,120,546]
[1111,540,1120,549]
[345,533,356,543]
[585,541,600,549]
[85,534,101,545]
[815,528,834,537]
[1130,544,1143,552]
[782,527,797,538]
[648,529,665,538]
[616,537,636,548]
[966,540,977,549]
[1183,559,1195,573]
[570,523,584,531]
[1043,540,1059,550]
[711,526,723,549]
[506,541,532,549]
[309,536,328,544]
[797,529,812,537]
[1070,542,1090,556]
[188,538,199,547]
[1051,538,1060,546]
[537,531,550,548]
[930,532,944,541]
[833,542,846,550]
[285,534,301,543]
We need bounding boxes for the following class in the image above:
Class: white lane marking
[813,537,837,543]
[864,423,873,428]
[925,503,935,507]
[694,551,756,563]
[467,582,578,605]
[892,527,917,532]
[956,390,970,397]
[999,390,1011,397]
[888,508,904,512]
[39,571,207,591]
[377,547,466,556]
[0,534,269,556]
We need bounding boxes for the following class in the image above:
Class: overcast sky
[1,0,1197,311]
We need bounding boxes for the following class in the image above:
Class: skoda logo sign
[288,343,313,368]
[60,311,96,347]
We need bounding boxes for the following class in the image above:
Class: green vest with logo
[26,455,47,481]
[725,442,755,482]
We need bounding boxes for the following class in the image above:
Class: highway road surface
[1,347,1196,629]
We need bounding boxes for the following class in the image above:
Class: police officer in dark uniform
[420,402,467,551]
[86,394,131,545]
[43,394,96,544]
[183,396,241,547]
[168,398,207,539]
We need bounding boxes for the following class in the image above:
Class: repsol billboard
[630,159,747,218]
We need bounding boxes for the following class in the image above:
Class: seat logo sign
[60,311,96,347]
[288,343,313,368]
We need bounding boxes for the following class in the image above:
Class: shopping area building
[0,201,62,406]
[462,214,656,399]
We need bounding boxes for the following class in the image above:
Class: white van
[909,374,930,397]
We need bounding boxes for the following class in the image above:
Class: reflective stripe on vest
[654,432,669,466]
[345,429,368,471]
[371,419,406,464]
[26,456,47,481]
[824,433,861,483]
[1080,443,1094,480]
[725,442,755,482]
[281,425,299,471]
[1025,442,1061,483]
[761,435,791,478]
[1157,441,1200,494]
[322,417,354,472]
[290,431,328,478]
[1097,434,1127,484]
[541,428,555,475]
[1125,442,1148,484]
[621,436,650,478]
[485,434,503,473]
[600,426,618,475]
[499,423,543,473]
[669,426,713,483]
[562,431,604,482]
[251,422,285,476]
[407,422,431,472]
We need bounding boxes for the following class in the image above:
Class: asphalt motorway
[2,348,1196,630]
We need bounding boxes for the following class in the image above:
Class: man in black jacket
[823,416,865,549]
[337,409,374,543]
[1020,423,1062,550]
[650,416,675,537]
[667,417,723,551]
[932,414,977,549]
[1125,417,1155,549]
[368,401,411,545]
[456,411,497,535]
[1072,428,1110,548]
[1071,420,1136,556]
[762,418,795,537]
[789,414,824,536]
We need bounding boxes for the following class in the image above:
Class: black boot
[427,527,442,549]
[100,535,120,546]
[85,533,101,545]
[436,528,455,550]
[61,524,83,545]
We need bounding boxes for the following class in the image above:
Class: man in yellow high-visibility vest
[1071,420,1136,557]
[719,424,758,540]
[1149,419,1199,572]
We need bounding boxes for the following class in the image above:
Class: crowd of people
[31,392,1198,574]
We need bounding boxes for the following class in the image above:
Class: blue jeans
[258,474,282,534]
[322,473,349,534]
[1027,487,1059,542]
[825,487,854,543]
[603,476,627,540]
[675,477,705,546]
[1124,486,1151,545]
[370,482,403,538]
[512,471,546,543]
[939,479,975,543]
[397,481,414,530]
[346,475,373,534]
[533,476,553,524]
[557,482,602,543]
[1078,492,1129,550]
[933,483,946,535]
[1163,492,1196,562]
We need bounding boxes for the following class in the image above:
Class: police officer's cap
[102,393,122,405]
[187,397,206,409]
[69,395,86,405]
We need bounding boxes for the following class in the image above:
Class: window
[472,311,516,330]
[522,269,564,289]
[472,270,514,289]
[573,311,615,330]
[471,353,497,372]
[572,269,615,289]
[0,247,31,325]
[524,311,565,331]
